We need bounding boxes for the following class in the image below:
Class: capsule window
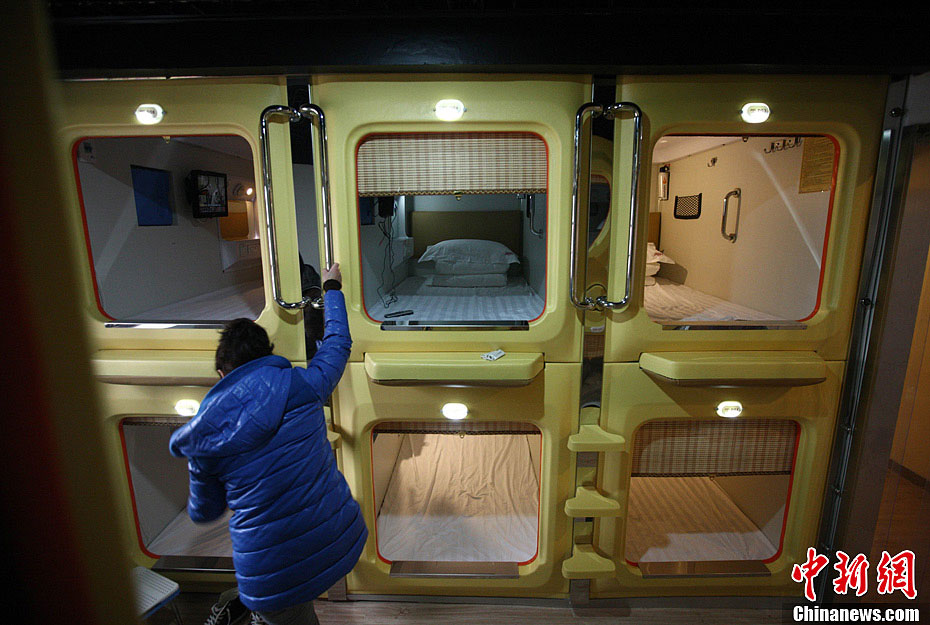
[371,421,541,567]
[355,132,547,327]
[625,418,798,567]
[73,135,264,323]
[646,135,838,326]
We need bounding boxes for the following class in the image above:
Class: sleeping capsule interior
[355,132,547,326]
[624,418,797,571]
[120,418,232,560]
[73,135,264,323]
[370,421,542,570]
[645,135,837,326]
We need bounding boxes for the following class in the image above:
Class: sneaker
[204,587,250,625]
[249,613,267,625]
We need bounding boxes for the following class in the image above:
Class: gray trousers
[255,600,320,625]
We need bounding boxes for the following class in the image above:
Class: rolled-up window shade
[357,132,548,197]
[632,419,798,476]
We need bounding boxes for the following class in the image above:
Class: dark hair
[215,318,274,375]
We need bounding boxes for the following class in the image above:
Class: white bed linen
[147,509,232,557]
[377,433,540,562]
[370,276,544,322]
[644,277,777,323]
[131,280,265,321]
[625,477,777,562]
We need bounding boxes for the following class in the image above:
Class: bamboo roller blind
[357,132,548,197]
[632,419,798,476]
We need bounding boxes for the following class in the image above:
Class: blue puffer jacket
[168,289,366,612]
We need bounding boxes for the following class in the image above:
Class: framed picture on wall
[187,170,228,218]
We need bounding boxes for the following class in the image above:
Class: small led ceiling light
[740,102,770,124]
[435,99,465,122]
[716,400,743,419]
[233,183,256,200]
[174,399,200,417]
[135,103,165,125]
[441,402,468,420]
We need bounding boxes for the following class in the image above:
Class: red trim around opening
[117,418,162,559]
[353,131,550,327]
[656,133,840,324]
[369,423,542,567]
[624,418,803,569]
[70,133,251,323]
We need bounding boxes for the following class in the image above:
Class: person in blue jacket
[169,263,366,625]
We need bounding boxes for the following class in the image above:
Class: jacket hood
[169,355,292,458]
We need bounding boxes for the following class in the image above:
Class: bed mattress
[625,476,777,563]
[369,276,544,323]
[131,280,265,322]
[644,277,777,323]
[377,433,540,563]
[147,509,232,557]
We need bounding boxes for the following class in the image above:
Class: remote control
[384,309,414,318]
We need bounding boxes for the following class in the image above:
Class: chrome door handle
[259,104,333,310]
[721,188,741,243]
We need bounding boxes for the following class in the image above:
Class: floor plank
[154,592,783,625]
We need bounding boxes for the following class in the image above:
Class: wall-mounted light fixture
[441,402,468,420]
[135,103,165,125]
[435,99,465,122]
[233,183,255,200]
[716,400,743,418]
[740,102,770,124]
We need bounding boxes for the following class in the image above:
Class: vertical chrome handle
[721,188,741,243]
[594,102,643,311]
[260,103,333,311]
[570,102,603,311]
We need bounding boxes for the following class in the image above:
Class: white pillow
[419,239,519,266]
[431,273,508,287]
[645,262,660,276]
[647,242,675,264]
[435,260,511,275]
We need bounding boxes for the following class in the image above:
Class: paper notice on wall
[799,137,835,193]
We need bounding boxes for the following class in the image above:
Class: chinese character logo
[791,547,830,602]
[876,550,917,600]
[833,551,869,597]
[792,548,918,602]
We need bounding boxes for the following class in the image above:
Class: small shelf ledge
[564,486,621,518]
[365,352,543,386]
[562,544,616,579]
[568,425,625,453]
[639,351,827,387]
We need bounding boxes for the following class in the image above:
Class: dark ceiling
[47,2,930,79]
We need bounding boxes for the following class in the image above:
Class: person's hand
[322,263,341,284]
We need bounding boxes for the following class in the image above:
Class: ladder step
[568,424,625,452]
[564,486,622,517]
[562,544,615,579]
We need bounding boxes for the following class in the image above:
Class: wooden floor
[863,463,930,602]
[154,593,783,625]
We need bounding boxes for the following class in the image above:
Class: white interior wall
[124,425,191,546]
[521,195,547,298]
[372,432,405,516]
[656,137,831,319]
[713,474,791,548]
[79,136,260,318]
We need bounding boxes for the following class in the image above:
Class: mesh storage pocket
[674,193,702,219]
